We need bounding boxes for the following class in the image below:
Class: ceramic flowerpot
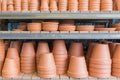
[68,0,78,11]
[67,56,88,78]
[58,0,67,11]
[59,24,76,31]
[89,72,111,78]
[78,0,88,11]
[37,53,56,78]
[89,0,100,11]
[112,44,120,59]
[76,25,95,31]
[18,22,27,31]
[14,0,21,11]
[2,58,19,78]
[68,42,84,58]
[42,22,59,31]
[29,0,39,11]
[101,0,113,11]
[50,0,58,11]
[36,41,50,65]
[27,23,42,31]
[1,0,7,11]
[21,0,29,11]
[40,0,49,11]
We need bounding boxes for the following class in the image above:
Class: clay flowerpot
[76,25,95,31]
[78,0,88,11]
[50,0,58,11]
[14,0,21,11]
[40,0,49,11]
[89,72,111,78]
[2,58,19,78]
[1,0,7,11]
[0,1,1,11]
[95,28,116,31]
[89,0,100,11]
[59,24,76,31]
[27,23,42,31]
[68,42,84,58]
[37,53,56,78]
[12,29,23,31]
[68,0,78,11]
[67,56,88,78]
[21,0,28,11]
[36,41,50,65]
[101,0,113,11]
[29,0,39,11]
[42,22,59,31]
[58,0,67,11]
[18,22,27,31]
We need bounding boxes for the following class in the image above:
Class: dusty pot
[67,56,88,78]
[27,23,42,31]
[68,42,84,57]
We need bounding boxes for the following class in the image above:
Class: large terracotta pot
[78,0,88,11]
[68,42,84,58]
[37,53,56,78]
[58,0,67,11]
[67,56,88,78]
[2,58,19,78]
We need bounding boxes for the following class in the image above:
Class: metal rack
[0,11,120,19]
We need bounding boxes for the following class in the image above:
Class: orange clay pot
[68,42,84,57]
[78,0,88,11]
[89,63,111,69]
[27,23,42,31]
[59,24,76,31]
[14,0,21,11]
[89,0,100,11]
[40,0,49,11]
[77,25,95,31]
[112,44,120,59]
[42,22,59,31]
[50,0,58,11]
[95,28,116,31]
[1,0,7,11]
[0,1,1,11]
[89,72,111,78]
[68,0,78,11]
[21,0,28,11]
[67,56,88,78]
[58,0,67,11]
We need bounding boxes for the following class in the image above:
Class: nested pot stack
[37,53,56,78]
[53,40,68,74]
[14,0,21,11]
[40,0,49,11]
[112,44,120,77]
[89,43,111,78]
[7,0,14,11]
[1,0,7,11]
[68,0,78,11]
[21,0,28,11]
[89,0,100,11]
[50,0,58,11]
[20,42,36,74]
[67,56,88,78]
[29,0,39,11]
[78,0,88,11]
[101,0,113,11]
[58,0,67,11]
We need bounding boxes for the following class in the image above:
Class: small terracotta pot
[101,0,113,11]
[21,0,28,11]
[42,22,59,31]
[78,0,88,11]
[112,44,120,59]
[67,56,88,78]
[0,1,1,11]
[89,0,100,11]
[76,25,95,31]
[89,68,111,74]
[40,0,49,11]
[29,0,39,11]
[89,63,111,69]
[89,72,111,78]
[2,58,19,78]
[1,0,7,11]
[68,42,84,57]
[95,28,116,31]
[59,24,76,31]
[14,0,21,11]
[50,0,58,11]
[18,22,27,31]
[27,23,42,31]
[58,0,67,11]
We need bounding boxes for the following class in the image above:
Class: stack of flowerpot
[68,42,84,58]
[58,0,67,11]
[89,43,111,78]
[20,42,36,74]
[78,0,88,11]
[53,40,68,74]
[112,44,120,77]
[68,0,78,11]
[42,21,59,31]
[27,23,42,31]
[59,20,76,31]
[36,41,50,65]
[29,0,39,11]
[7,0,14,11]
[1,0,7,11]
[40,0,49,11]
[2,48,20,78]
[37,53,56,78]
[21,0,28,11]
[101,0,113,11]
[89,0,100,11]
[14,0,21,11]
[76,25,95,31]
[0,40,5,75]
[67,56,88,78]
[50,0,58,11]
[116,0,120,10]
[111,23,120,31]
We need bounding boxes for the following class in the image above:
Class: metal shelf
[0,31,119,39]
[0,11,120,19]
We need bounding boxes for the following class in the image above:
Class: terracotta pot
[12,29,23,31]
[68,42,84,57]
[95,28,116,31]
[29,0,39,11]
[36,41,50,64]
[0,1,1,11]
[112,44,120,60]
[18,22,27,31]
[101,0,113,11]
[20,42,35,57]
[89,63,111,69]
[112,72,120,77]
[21,0,28,11]
[2,58,19,78]
[42,22,59,31]
[1,0,7,11]
[77,25,94,31]
[89,72,111,78]
[78,0,88,11]
[58,0,67,11]
[40,0,49,11]
[112,63,120,68]
[68,0,78,11]
[59,24,76,31]
[89,0,100,11]
[90,43,111,59]
[27,23,42,31]
[50,0,58,11]
[67,56,88,78]
[14,0,21,11]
